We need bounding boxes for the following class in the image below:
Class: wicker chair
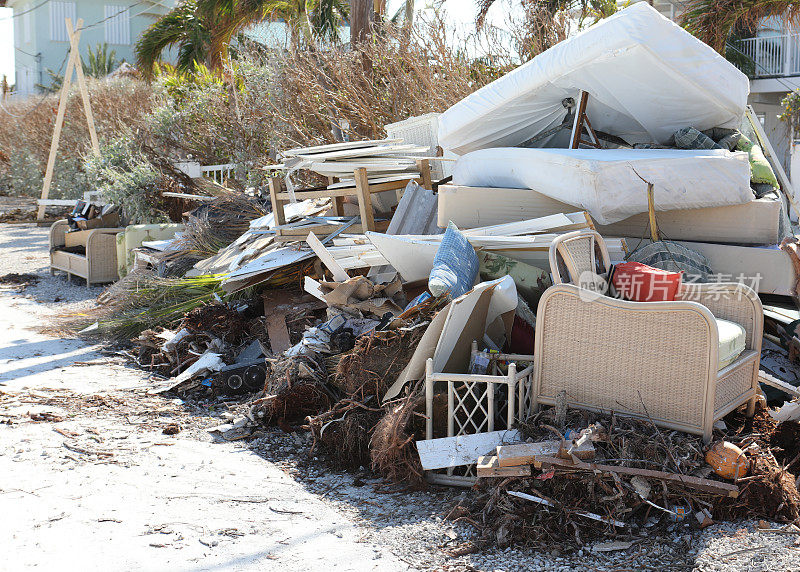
[534,231,762,443]
[50,220,124,287]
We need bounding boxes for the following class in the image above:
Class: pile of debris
[446,402,800,548]
[68,2,800,555]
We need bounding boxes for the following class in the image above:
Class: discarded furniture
[549,229,610,289]
[49,220,124,287]
[437,184,787,246]
[116,223,185,278]
[268,161,432,237]
[424,346,535,486]
[534,231,763,443]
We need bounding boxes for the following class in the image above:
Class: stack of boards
[280,139,432,188]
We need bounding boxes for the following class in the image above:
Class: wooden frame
[268,160,432,236]
[569,91,601,149]
[37,18,100,220]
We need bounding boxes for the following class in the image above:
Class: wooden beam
[354,167,376,232]
[759,370,800,398]
[38,18,82,220]
[536,456,740,497]
[268,176,286,227]
[305,231,350,282]
[477,455,532,478]
[68,19,99,157]
[496,439,595,467]
[416,159,433,190]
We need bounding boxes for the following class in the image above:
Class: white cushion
[716,318,746,370]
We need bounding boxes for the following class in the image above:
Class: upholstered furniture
[534,230,762,443]
[49,220,124,287]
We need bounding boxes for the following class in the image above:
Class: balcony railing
[734,33,800,78]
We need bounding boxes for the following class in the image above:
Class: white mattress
[438,3,749,155]
[451,147,752,225]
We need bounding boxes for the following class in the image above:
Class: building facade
[8,0,174,95]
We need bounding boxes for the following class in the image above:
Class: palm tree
[84,43,121,78]
[135,1,212,79]
[681,0,800,54]
[136,0,348,78]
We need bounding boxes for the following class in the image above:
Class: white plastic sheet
[451,147,753,224]
[438,3,749,155]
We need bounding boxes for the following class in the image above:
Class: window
[104,5,131,45]
[49,1,77,42]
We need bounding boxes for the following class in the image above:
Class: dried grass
[0,78,154,197]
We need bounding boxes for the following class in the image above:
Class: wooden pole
[37,18,100,220]
[37,18,82,220]
[646,182,659,242]
[68,19,100,157]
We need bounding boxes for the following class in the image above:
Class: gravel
[3,221,800,571]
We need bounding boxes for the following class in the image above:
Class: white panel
[23,12,30,43]
[104,5,131,45]
[49,2,76,42]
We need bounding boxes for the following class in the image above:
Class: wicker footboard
[533,284,720,439]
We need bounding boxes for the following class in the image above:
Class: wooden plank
[496,439,595,467]
[303,276,326,302]
[268,177,286,227]
[274,177,417,200]
[274,220,390,237]
[416,429,522,470]
[416,159,433,189]
[477,455,532,477]
[759,370,800,398]
[354,167,376,232]
[306,231,350,282]
[69,19,99,157]
[537,457,739,497]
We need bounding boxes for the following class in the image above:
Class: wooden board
[758,370,800,398]
[496,439,595,467]
[416,429,522,470]
[536,457,739,497]
[477,455,532,477]
[306,232,350,282]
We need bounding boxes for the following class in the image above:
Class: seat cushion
[716,318,746,370]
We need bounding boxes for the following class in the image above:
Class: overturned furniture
[49,220,124,287]
[533,230,763,443]
[268,161,433,239]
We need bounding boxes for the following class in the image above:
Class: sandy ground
[2,222,800,572]
[0,223,411,571]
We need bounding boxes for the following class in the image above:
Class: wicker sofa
[533,230,762,443]
[49,220,124,287]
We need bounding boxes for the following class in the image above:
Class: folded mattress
[451,147,752,224]
[438,3,749,155]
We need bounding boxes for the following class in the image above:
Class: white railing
[736,33,800,78]
[201,163,237,185]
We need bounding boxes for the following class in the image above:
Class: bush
[0,78,154,197]
[84,134,169,224]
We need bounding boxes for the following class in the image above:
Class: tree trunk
[350,0,373,46]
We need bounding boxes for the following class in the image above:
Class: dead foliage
[461,402,800,549]
[307,326,428,476]
[370,386,426,487]
[0,273,40,286]
[181,303,251,345]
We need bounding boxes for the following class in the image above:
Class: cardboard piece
[383,276,518,401]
